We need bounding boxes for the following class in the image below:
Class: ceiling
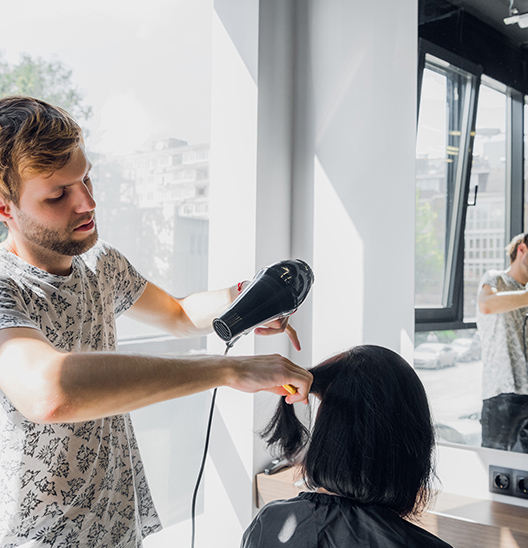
[445,0,528,45]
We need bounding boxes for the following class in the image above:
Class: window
[415,42,525,331]
[415,41,481,328]
[0,1,214,543]
[463,80,508,320]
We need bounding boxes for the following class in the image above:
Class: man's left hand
[254,318,301,351]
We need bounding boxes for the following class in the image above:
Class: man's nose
[75,182,96,213]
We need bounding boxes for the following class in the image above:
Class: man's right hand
[224,354,312,404]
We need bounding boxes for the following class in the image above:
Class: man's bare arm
[125,281,239,337]
[478,283,528,314]
[126,281,301,348]
[0,327,312,424]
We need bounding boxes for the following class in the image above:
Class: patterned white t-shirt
[476,269,528,400]
[0,241,162,547]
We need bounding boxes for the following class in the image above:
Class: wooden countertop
[256,468,528,548]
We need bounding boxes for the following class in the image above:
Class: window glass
[463,82,507,321]
[0,1,213,540]
[416,67,448,307]
[414,328,482,447]
[416,56,475,312]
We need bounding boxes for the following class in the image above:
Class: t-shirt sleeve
[101,245,148,317]
[478,270,499,291]
[0,278,40,331]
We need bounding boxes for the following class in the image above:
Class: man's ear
[0,195,12,222]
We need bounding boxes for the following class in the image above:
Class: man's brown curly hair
[506,233,528,264]
[0,96,83,205]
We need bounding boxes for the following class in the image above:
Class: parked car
[435,412,482,447]
[450,337,481,362]
[414,343,457,369]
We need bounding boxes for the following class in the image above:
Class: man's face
[9,146,98,257]
[521,244,528,272]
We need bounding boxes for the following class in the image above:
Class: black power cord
[190,343,232,548]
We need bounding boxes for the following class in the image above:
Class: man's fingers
[285,324,301,351]
[254,317,287,335]
[254,320,301,351]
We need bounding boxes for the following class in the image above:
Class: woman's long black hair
[260,345,436,518]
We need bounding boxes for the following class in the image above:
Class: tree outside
[0,53,92,126]
[415,188,445,302]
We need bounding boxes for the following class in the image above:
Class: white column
[308,0,417,364]
[204,1,260,547]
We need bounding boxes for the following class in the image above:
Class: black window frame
[415,40,525,332]
[416,40,481,331]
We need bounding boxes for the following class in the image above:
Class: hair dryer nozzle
[213,259,314,343]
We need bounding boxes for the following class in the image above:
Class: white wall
[437,443,528,508]
[204,1,261,547]
[307,0,417,364]
[204,0,418,546]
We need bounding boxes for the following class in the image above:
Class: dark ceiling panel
[420,0,528,93]
[421,0,528,45]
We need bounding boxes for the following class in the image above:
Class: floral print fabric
[0,241,162,547]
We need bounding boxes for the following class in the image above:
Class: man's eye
[49,191,66,202]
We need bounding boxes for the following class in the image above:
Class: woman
[242,345,452,548]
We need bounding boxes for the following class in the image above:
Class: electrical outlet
[489,465,528,500]
[489,466,513,495]
[514,472,528,500]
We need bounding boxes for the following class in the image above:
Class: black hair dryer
[213,259,315,346]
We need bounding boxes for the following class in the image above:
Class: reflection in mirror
[414,328,482,448]
[417,0,528,458]
[415,56,477,311]
[463,78,508,321]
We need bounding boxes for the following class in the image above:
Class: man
[477,232,528,452]
[0,96,312,547]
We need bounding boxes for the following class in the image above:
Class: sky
[1,0,213,154]
[417,67,507,160]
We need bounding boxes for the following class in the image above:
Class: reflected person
[477,232,528,452]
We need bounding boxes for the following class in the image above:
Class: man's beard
[17,210,99,256]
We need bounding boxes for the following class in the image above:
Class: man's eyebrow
[49,164,93,191]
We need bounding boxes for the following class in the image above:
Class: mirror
[417,0,528,454]
[414,328,483,448]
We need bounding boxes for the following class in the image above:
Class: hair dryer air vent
[212,320,232,341]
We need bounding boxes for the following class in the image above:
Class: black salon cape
[241,492,453,548]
